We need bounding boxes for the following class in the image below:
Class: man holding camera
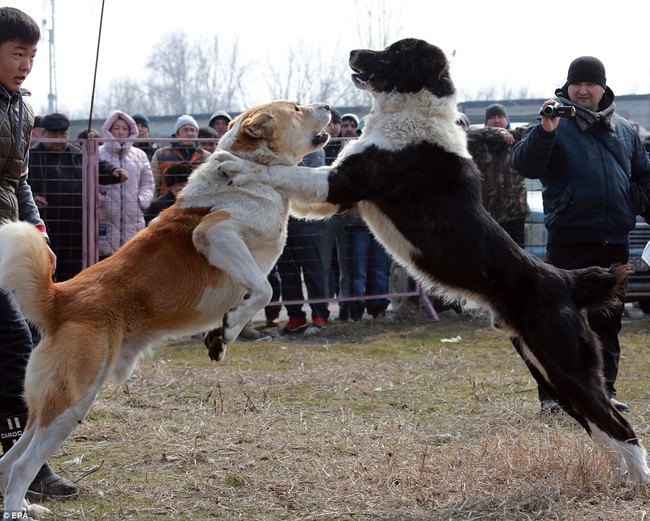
[512,56,650,416]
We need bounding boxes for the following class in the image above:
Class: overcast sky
[16,0,650,118]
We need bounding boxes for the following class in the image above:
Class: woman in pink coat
[98,110,154,257]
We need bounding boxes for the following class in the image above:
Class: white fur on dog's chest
[337,91,470,159]
[183,180,288,242]
[228,186,288,250]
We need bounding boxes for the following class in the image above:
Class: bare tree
[264,41,353,106]
[338,0,404,106]
[91,4,551,119]
[263,0,406,110]
[84,2,556,121]
[462,83,538,102]
[189,36,250,113]
[94,78,150,117]
[355,0,403,49]
[144,31,192,115]
[95,30,252,117]
[92,3,410,116]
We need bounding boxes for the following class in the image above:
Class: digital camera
[541,104,576,118]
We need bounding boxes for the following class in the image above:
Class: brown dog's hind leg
[204,327,225,361]
[3,330,113,514]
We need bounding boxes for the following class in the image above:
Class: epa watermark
[3,513,30,519]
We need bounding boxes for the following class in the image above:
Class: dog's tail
[569,263,630,312]
[0,221,56,326]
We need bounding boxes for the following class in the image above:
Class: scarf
[556,93,616,132]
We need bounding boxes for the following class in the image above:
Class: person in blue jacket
[512,56,650,416]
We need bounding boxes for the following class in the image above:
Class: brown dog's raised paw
[204,328,226,361]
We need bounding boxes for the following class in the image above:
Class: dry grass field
[33,307,650,520]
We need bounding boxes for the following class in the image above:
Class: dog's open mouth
[350,66,373,86]
[312,130,330,147]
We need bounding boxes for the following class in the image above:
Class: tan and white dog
[0,100,330,519]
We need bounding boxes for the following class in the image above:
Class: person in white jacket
[98,110,154,257]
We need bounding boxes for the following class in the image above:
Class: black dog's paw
[204,328,226,361]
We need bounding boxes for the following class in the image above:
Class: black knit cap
[41,113,70,132]
[484,103,508,124]
[131,113,150,129]
[329,108,342,125]
[567,56,606,88]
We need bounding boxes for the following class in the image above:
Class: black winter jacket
[0,85,45,231]
[512,110,650,245]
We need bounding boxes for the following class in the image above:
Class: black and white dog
[219,38,649,484]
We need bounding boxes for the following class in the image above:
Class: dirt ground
[23,305,650,520]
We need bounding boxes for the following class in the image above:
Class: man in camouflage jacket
[467,103,530,246]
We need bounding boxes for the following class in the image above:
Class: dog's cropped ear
[241,112,274,139]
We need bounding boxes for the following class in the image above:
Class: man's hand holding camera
[540,99,576,132]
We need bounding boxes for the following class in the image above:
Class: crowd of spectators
[27,77,650,340]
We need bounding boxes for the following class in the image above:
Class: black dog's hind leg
[510,334,650,484]
[509,336,565,410]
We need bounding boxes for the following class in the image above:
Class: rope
[86,0,106,133]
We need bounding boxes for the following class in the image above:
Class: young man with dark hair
[0,6,79,499]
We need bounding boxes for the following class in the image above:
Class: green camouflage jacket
[467,125,530,225]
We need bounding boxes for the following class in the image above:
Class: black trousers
[539,242,628,401]
[277,219,329,321]
[0,289,32,418]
